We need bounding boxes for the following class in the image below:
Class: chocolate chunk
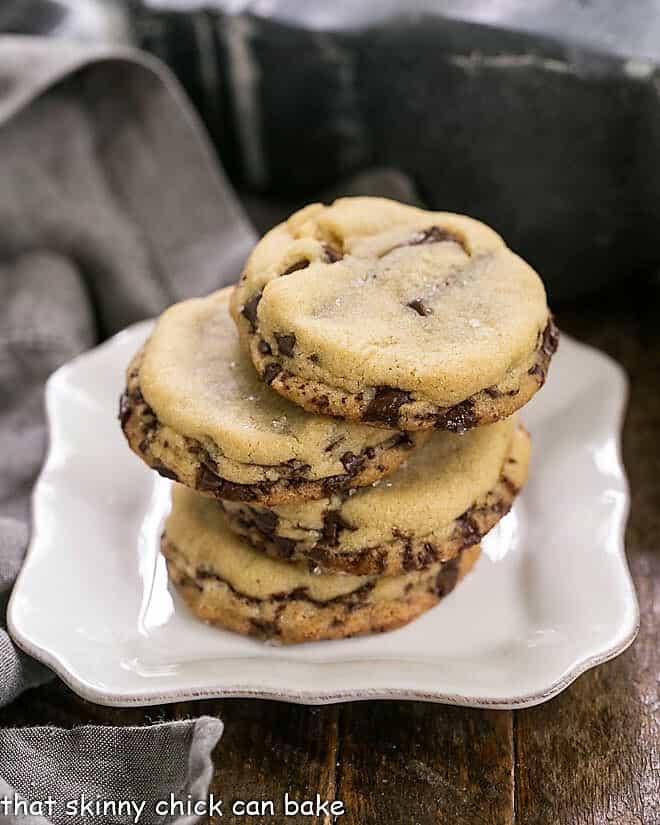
[435,557,460,597]
[196,461,275,501]
[118,391,132,428]
[455,512,481,544]
[401,543,416,571]
[308,547,332,566]
[282,458,311,473]
[323,244,343,262]
[263,362,282,384]
[250,618,279,637]
[340,451,366,475]
[196,567,220,582]
[541,316,560,357]
[364,386,412,427]
[258,339,272,355]
[275,332,296,357]
[407,298,433,316]
[152,460,179,482]
[250,507,279,535]
[321,510,355,547]
[409,226,463,247]
[421,542,439,566]
[281,259,309,275]
[272,536,296,558]
[435,398,477,434]
[241,290,262,330]
[484,386,501,399]
[321,474,352,495]
[309,353,320,364]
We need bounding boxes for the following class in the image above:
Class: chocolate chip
[323,244,343,262]
[195,460,275,501]
[263,362,281,384]
[321,510,355,547]
[196,568,220,581]
[435,557,460,597]
[455,512,480,544]
[309,353,320,364]
[250,507,279,535]
[407,298,433,317]
[152,460,179,482]
[364,386,412,427]
[541,316,560,357]
[272,536,296,558]
[435,398,477,434]
[250,618,279,637]
[340,451,366,475]
[409,226,463,247]
[275,332,296,357]
[422,543,439,565]
[281,259,309,275]
[484,386,501,399]
[308,547,332,566]
[241,290,262,330]
[393,530,415,571]
[258,339,272,355]
[118,391,131,428]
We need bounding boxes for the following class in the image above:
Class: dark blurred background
[5,0,660,302]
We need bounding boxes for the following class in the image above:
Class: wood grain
[337,702,514,825]
[204,701,339,824]
[513,292,660,825]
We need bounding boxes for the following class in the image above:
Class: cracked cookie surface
[222,418,529,576]
[120,287,427,506]
[163,485,480,644]
[231,197,557,430]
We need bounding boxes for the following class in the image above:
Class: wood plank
[203,700,339,824]
[514,291,660,825]
[337,702,514,825]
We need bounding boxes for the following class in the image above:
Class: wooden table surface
[1,283,658,824]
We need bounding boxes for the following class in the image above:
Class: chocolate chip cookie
[163,485,480,644]
[221,417,529,576]
[231,197,557,431]
[120,287,427,506]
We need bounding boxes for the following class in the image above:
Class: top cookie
[231,197,557,431]
[120,287,426,506]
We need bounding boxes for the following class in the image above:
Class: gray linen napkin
[0,35,254,822]
[0,719,222,825]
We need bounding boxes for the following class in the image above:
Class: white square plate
[9,323,639,708]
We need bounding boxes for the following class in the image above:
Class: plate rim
[8,324,640,709]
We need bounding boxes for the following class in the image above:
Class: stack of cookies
[120,197,557,644]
